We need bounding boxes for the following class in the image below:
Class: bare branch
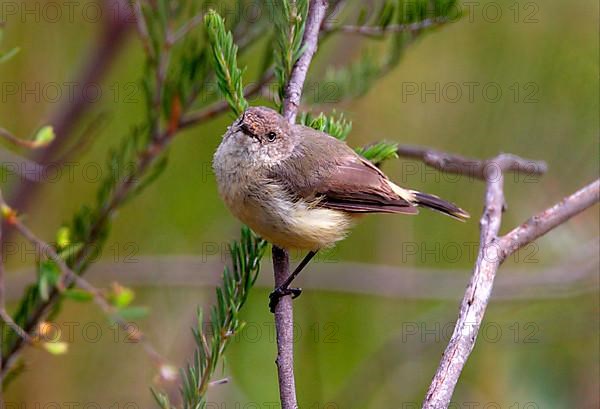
[422,157,506,409]
[274,1,328,409]
[133,1,153,58]
[282,0,329,124]
[271,246,298,409]
[396,145,548,180]
[499,179,600,256]
[0,310,33,347]
[0,128,46,150]
[420,144,598,409]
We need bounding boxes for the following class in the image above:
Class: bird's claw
[269,286,302,313]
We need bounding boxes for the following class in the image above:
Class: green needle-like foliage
[300,111,353,141]
[1,0,462,401]
[300,110,397,166]
[205,10,248,116]
[274,0,309,108]
[152,227,267,409]
[318,0,459,103]
[356,141,400,166]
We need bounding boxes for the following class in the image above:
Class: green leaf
[56,226,71,248]
[117,306,149,321]
[299,111,352,140]
[62,289,93,302]
[377,0,397,28]
[109,285,135,308]
[355,141,399,166]
[151,388,172,409]
[37,261,62,301]
[204,10,248,116]
[31,126,55,148]
[42,341,68,355]
[57,243,83,264]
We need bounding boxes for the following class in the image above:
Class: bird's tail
[411,191,470,221]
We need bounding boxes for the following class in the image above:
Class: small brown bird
[213,106,469,310]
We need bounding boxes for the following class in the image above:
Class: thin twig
[417,143,598,409]
[271,246,297,409]
[0,310,33,347]
[274,1,328,409]
[0,215,34,384]
[133,1,153,57]
[498,179,600,254]
[422,155,506,409]
[282,0,329,124]
[322,17,449,37]
[396,145,548,180]
[0,128,45,149]
[0,193,168,375]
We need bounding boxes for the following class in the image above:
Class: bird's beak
[237,110,258,139]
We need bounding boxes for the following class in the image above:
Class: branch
[417,146,598,408]
[0,310,32,349]
[205,10,249,116]
[0,192,167,374]
[0,128,50,150]
[274,1,328,409]
[271,246,297,409]
[151,227,267,407]
[396,145,548,180]
[282,0,329,124]
[498,180,599,255]
[422,155,506,409]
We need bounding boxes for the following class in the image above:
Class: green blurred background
[0,0,598,407]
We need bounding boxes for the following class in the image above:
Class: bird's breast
[215,170,353,250]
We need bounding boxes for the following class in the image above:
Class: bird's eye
[266,131,277,142]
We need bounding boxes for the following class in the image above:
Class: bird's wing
[313,155,418,214]
[271,129,418,214]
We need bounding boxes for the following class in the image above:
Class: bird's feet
[269,286,302,313]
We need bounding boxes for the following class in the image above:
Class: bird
[213,106,469,311]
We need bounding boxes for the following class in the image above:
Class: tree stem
[272,246,298,409]
[273,1,329,407]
